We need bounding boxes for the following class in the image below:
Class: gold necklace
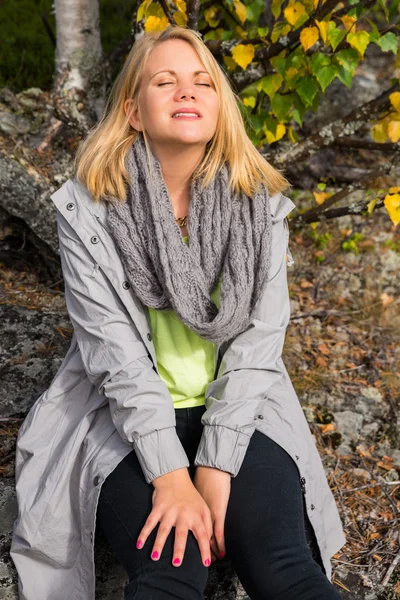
[175,215,188,228]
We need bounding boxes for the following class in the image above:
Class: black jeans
[96,405,343,599]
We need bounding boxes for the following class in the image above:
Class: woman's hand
[193,466,231,562]
[136,467,214,568]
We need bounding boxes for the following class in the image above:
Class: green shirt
[148,235,221,409]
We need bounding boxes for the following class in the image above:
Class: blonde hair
[74,25,291,202]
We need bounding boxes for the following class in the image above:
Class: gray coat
[10,177,346,599]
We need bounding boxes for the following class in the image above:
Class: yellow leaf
[300,26,319,51]
[384,193,400,226]
[389,186,400,193]
[204,6,219,27]
[389,91,400,112]
[314,19,329,44]
[367,197,380,214]
[243,96,256,108]
[284,2,307,26]
[265,123,286,143]
[223,56,237,71]
[231,43,255,70]
[314,191,328,205]
[347,31,370,58]
[388,120,400,143]
[341,15,356,32]
[176,0,187,12]
[271,0,285,19]
[371,121,388,143]
[144,15,169,32]
[288,125,300,142]
[286,66,298,80]
[173,10,187,26]
[234,0,247,24]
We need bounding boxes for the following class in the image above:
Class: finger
[210,547,218,563]
[191,520,211,568]
[213,517,226,557]
[202,505,214,541]
[136,511,160,550]
[210,538,220,559]
[151,520,173,561]
[172,525,188,567]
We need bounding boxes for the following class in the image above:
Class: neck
[148,141,205,216]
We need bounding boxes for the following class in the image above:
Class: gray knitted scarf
[105,133,273,344]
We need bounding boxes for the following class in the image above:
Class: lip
[171,108,202,117]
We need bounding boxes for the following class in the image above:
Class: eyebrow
[150,69,211,81]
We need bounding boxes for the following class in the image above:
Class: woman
[10,25,346,600]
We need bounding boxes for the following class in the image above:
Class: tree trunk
[53,0,106,132]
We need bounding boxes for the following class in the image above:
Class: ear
[124,99,142,132]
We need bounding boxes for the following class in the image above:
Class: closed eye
[157,82,211,87]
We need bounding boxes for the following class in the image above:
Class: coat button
[93,475,101,486]
[311,504,315,510]
[91,236,100,244]
[295,455,299,460]
[300,477,306,485]
[66,203,75,210]
[122,280,130,289]
[147,333,152,341]
[257,414,264,420]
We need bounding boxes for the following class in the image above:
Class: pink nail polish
[136,540,142,549]
[152,550,159,559]
[173,558,181,565]
[204,558,210,566]
[219,551,225,559]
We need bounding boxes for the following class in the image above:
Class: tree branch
[187,0,201,30]
[262,81,400,168]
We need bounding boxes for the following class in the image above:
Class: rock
[361,422,379,437]
[351,468,372,480]
[333,410,364,454]
[354,387,388,424]
[0,305,71,418]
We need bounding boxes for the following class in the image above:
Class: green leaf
[270,55,288,77]
[296,76,319,106]
[375,32,398,54]
[334,48,359,76]
[310,53,338,91]
[365,18,381,43]
[257,73,283,97]
[257,26,269,37]
[335,65,353,88]
[346,30,370,58]
[291,93,307,126]
[264,114,279,136]
[271,0,285,19]
[249,113,266,134]
[316,64,338,92]
[270,92,293,120]
[377,0,389,21]
[310,52,330,73]
[388,0,399,19]
[327,26,346,51]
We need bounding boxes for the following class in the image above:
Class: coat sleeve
[194,192,296,477]
[56,211,190,484]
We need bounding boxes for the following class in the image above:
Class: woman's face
[126,38,219,150]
